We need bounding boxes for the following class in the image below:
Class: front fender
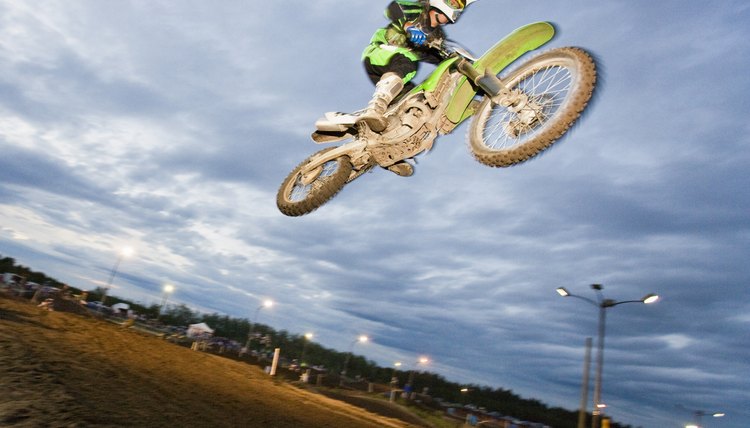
[444,22,555,124]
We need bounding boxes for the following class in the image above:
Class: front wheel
[468,47,596,167]
[276,147,352,216]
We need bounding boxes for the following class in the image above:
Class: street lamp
[159,284,175,318]
[254,299,274,325]
[388,361,404,402]
[300,332,314,366]
[556,284,659,428]
[244,299,274,352]
[407,356,430,392]
[100,246,134,307]
[341,334,369,377]
[677,405,725,428]
[391,361,403,385]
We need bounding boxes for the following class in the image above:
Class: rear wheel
[468,47,596,167]
[277,147,352,216]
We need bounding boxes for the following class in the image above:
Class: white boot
[356,72,404,132]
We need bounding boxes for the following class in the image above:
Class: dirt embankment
[0,294,418,427]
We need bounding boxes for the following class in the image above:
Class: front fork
[455,59,541,128]
[456,59,512,106]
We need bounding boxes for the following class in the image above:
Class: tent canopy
[187,322,214,337]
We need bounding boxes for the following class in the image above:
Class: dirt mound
[0,295,416,427]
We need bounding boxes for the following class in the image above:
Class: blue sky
[1,1,749,427]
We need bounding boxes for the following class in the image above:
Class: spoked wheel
[276,147,352,216]
[468,47,596,167]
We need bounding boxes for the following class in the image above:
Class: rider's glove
[406,26,427,46]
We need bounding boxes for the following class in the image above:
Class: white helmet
[428,0,478,23]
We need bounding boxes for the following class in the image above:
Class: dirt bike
[276,22,596,217]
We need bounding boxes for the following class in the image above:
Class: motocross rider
[357,0,479,133]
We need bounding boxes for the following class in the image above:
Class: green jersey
[362,1,446,68]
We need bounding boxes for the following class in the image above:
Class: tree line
[0,254,632,428]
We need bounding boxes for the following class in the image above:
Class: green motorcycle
[277,22,596,217]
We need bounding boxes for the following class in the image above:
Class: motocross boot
[356,72,404,132]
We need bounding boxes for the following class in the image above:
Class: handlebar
[426,38,505,98]
[427,38,478,62]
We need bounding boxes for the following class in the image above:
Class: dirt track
[0,294,417,427]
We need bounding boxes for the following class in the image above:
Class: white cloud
[655,333,696,350]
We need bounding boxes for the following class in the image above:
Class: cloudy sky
[1,1,748,427]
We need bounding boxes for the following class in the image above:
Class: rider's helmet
[428,0,478,23]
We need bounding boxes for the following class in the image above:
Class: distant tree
[0,254,68,290]
[162,304,199,326]
[0,256,17,272]
[89,287,106,301]
[129,302,160,319]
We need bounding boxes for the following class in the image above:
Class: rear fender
[303,141,367,173]
[312,129,356,144]
[444,22,555,124]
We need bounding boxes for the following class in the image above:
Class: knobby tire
[276,147,352,217]
[468,47,597,167]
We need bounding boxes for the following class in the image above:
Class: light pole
[159,284,175,318]
[392,361,402,384]
[556,284,659,428]
[678,405,725,428]
[245,299,273,352]
[389,362,403,402]
[406,356,430,393]
[577,337,593,428]
[100,246,134,307]
[300,332,314,367]
[342,334,369,377]
[254,299,274,326]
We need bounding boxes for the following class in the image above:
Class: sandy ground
[0,294,419,428]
